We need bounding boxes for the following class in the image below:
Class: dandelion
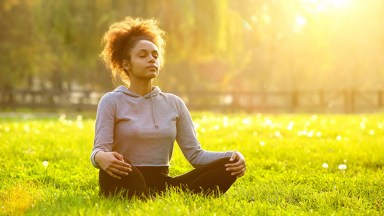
[23,124,30,133]
[316,131,322,137]
[338,164,347,170]
[274,131,281,138]
[322,163,328,169]
[336,135,342,141]
[287,121,294,131]
[259,141,265,147]
[76,115,84,129]
[76,115,83,121]
[307,130,314,138]
[42,161,49,168]
[360,122,366,130]
[213,125,220,130]
[264,118,273,127]
[242,118,251,125]
[63,120,73,126]
[59,113,66,122]
[369,130,375,136]
[223,117,229,127]
[77,121,84,129]
[297,130,307,136]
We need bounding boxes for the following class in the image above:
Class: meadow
[0,112,383,215]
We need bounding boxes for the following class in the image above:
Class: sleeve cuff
[90,150,102,169]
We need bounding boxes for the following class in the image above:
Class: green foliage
[2,0,384,92]
[0,112,383,215]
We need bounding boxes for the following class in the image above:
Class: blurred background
[1,0,384,112]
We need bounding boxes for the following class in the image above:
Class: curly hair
[100,17,166,84]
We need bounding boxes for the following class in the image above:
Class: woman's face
[126,40,160,81]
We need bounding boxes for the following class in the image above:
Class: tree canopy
[1,0,383,92]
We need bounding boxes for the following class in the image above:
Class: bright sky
[307,0,353,11]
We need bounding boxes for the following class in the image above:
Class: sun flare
[307,0,353,12]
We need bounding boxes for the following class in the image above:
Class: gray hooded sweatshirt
[91,85,232,168]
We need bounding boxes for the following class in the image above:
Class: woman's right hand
[95,151,132,179]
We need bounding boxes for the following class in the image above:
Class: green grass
[0,112,383,215]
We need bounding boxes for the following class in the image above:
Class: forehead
[131,40,158,52]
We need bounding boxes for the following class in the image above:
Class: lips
[146,65,158,70]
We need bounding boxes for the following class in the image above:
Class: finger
[114,160,132,168]
[225,162,245,171]
[107,170,122,179]
[113,164,132,173]
[112,167,130,176]
[225,159,245,167]
[229,151,238,162]
[226,164,245,172]
[112,152,124,161]
[231,167,246,176]
[236,173,245,178]
[225,161,241,167]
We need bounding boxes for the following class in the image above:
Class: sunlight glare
[305,0,353,12]
[331,0,351,9]
[293,14,307,33]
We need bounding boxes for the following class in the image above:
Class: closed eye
[152,52,159,59]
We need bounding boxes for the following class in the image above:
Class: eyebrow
[136,49,158,52]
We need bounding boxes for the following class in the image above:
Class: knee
[213,157,232,167]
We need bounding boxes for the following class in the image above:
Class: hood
[113,85,160,128]
[113,85,161,99]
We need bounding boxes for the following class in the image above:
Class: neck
[128,80,153,96]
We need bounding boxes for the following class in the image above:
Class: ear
[122,60,130,71]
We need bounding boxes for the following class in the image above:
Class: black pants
[99,157,237,199]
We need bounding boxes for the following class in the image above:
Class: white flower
[274,131,281,137]
[338,164,347,170]
[369,130,375,136]
[42,161,49,168]
[76,115,83,121]
[322,163,328,169]
[336,135,342,141]
[242,118,251,125]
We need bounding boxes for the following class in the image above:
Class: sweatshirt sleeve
[90,93,116,168]
[173,95,233,168]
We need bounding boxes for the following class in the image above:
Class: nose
[148,55,156,63]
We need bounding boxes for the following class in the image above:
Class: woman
[91,17,246,199]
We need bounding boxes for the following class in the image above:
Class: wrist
[94,151,105,163]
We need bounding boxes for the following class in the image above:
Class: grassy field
[0,112,383,215]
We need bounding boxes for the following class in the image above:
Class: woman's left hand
[225,151,246,178]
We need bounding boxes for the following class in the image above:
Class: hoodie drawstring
[151,92,159,128]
